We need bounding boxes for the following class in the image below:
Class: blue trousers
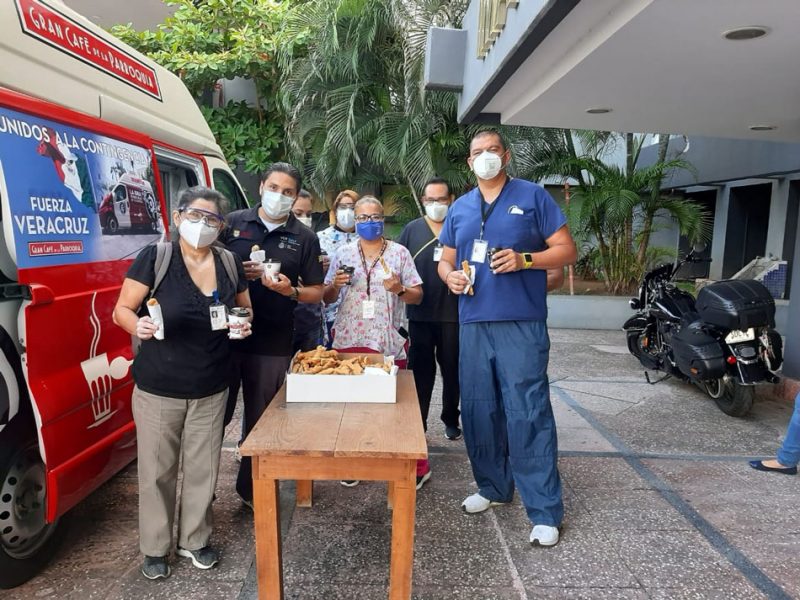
[460,321,563,527]
[777,393,800,468]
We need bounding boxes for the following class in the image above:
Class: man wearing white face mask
[221,163,324,507]
[397,178,461,449]
[317,189,360,346]
[437,130,577,548]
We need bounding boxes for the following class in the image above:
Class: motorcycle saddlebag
[695,280,775,330]
[672,326,726,380]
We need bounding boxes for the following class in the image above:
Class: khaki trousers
[132,386,226,556]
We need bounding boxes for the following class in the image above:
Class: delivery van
[98,173,161,234]
[0,0,250,587]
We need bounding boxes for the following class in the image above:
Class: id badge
[471,239,488,264]
[433,245,443,262]
[362,300,376,320]
[209,304,228,330]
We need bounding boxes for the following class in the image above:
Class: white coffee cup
[250,249,266,263]
[228,307,250,340]
[263,259,281,282]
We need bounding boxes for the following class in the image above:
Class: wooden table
[240,371,428,600]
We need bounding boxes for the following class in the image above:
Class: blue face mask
[356,220,384,241]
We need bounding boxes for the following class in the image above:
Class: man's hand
[262,272,294,296]
[331,269,351,290]
[491,249,523,274]
[445,270,470,295]
[243,260,265,281]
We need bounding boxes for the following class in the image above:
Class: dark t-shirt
[127,242,248,399]
[396,217,458,323]
[221,209,324,356]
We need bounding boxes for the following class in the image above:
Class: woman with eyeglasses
[323,196,428,487]
[317,189,360,345]
[113,186,252,580]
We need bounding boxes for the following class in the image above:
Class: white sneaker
[529,524,559,547]
[461,493,509,514]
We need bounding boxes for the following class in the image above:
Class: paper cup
[250,249,266,263]
[263,260,281,282]
[228,308,249,340]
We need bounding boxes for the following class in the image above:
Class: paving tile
[494,503,640,589]
[281,521,391,586]
[558,457,649,490]
[573,488,693,531]
[604,529,761,595]
[524,587,648,599]
[288,479,393,524]
[413,487,513,587]
[723,531,800,598]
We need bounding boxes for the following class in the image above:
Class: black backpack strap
[213,246,240,291]
[150,242,173,298]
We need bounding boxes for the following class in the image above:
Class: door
[112,185,131,228]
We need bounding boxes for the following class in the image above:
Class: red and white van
[0,0,249,587]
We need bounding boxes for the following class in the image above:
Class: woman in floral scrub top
[324,196,423,363]
[323,197,430,488]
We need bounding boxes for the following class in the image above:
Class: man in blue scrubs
[437,129,577,547]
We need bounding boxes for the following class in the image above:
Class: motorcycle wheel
[704,377,754,417]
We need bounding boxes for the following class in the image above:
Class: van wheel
[0,417,67,589]
[106,216,119,234]
[704,377,754,417]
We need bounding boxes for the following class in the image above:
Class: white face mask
[179,219,219,249]
[425,202,449,222]
[336,208,355,230]
[297,215,313,228]
[261,190,293,220]
[472,151,504,180]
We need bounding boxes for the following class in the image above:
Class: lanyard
[357,238,387,299]
[478,178,510,240]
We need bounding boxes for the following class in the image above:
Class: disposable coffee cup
[263,259,281,282]
[228,307,249,340]
[250,249,266,263]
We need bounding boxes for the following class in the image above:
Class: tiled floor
[6,328,799,599]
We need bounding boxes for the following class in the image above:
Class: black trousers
[225,351,291,502]
[407,320,460,431]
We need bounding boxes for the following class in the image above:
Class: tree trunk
[407,177,425,218]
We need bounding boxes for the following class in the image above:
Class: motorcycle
[623,245,783,417]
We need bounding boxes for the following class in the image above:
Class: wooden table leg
[296,480,313,507]
[387,481,395,510]
[252,464,283,600]
[388,459,417,600]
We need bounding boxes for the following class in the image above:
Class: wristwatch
[397,286,406,297]
[290,286,300,300]
[521,252,535,269]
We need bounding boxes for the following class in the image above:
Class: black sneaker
[141,555,170,580]
[445,426,462,441]
[177,546,220,569]
[340,480,360,487]
[416,470,432,490]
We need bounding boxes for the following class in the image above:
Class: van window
[213,169,248,212]
[153,147,205,216]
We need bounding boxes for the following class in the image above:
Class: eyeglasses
[354,214,385,223]
[181,207,223,228]
[422,197,450,206]
[338,203,356,210]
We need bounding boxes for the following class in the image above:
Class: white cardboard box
[286,353,398,403]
